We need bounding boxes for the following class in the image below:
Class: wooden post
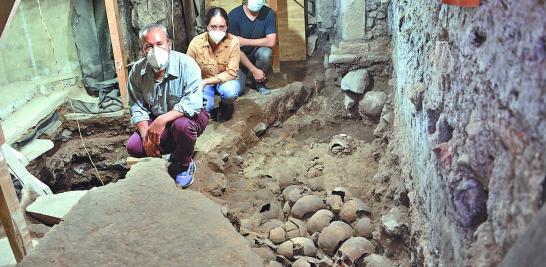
[269,0,281,73]
[0,124,33,262]
[105,0,129,107]
[0,0,20,43]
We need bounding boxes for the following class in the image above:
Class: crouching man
[126,24,208,188]
[228,0,277,95]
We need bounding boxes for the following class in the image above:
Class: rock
[339,199,371,223]
[381,207,409,237]
[408,83,425,110]
[353,217,374,238]
[266,261,284,267]
[359,91,388,118]
[307,177,324,191]
[344,93,359,111]
[252,247,276,263]
[256,188,276,202]
[253,122,268,137]
[207,173,227,197]
[232,155,244,166]
[19,158,263,266]
[278,167,298,189]
[325,68,338,85]
[60,129,72,141]
[318,221,354,256]
[341,69,370,94]
[307,209,335,235]
[29,223,51,238]
[291,195,326,219]
[26,190,87,225]
[0,238,16,266]
[364,254,393,267]
[269,227,287,244]
[20,139,54,162]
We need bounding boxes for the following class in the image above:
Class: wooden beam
[269,0,281,73]
[0,0,21,44]
[0,124,33,262]
[105,0,129,108]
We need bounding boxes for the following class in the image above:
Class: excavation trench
[26,58,410,266]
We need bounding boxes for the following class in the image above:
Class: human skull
[282,185,311,205]
[318,221,354,256]
[283,217,307,238]
[291,195,326,219]
[329,134,355,155]
[339,199,371,223]
[333,237,375,267]
[307,209,335,235]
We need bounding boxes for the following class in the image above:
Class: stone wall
[390,0,545,266]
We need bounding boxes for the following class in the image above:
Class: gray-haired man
[126,24,208,188]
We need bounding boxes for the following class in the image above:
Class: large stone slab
[19,158,263,266]
[337,0,366,41]
[26,190,87,225]
[329,40,391,65]
[196,82,307,154]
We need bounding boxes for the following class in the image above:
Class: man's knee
[220,81,240,104]
[126,133,144,157]
[256,47,273,62]
[172,117,198,139]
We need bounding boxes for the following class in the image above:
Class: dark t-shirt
[228,5,276,45]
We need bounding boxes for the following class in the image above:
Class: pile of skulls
[240,183,393,267]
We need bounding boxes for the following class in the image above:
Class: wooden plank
[269,0,281,73]
[0,124,33,262]
[0,0,20,43]
[277,0,306,61]
[105,0,129,108]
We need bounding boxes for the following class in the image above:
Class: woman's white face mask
[146,46,169,72]
[208,30,226,44]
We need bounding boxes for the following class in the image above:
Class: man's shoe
[168,160,196,188]
[217,102,234,122]
[256,84,271,95]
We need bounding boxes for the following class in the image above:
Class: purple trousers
[126,110,209,169]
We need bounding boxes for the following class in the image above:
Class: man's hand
[251,68,266,83]
[143,136,161,157]
[144,117,166,157]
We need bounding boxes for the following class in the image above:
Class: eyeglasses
[208,25,227,31]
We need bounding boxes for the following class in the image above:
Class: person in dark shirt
[228,0,277,95]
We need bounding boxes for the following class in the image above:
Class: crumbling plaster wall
[0,0,81,86]
[391,0,545,266]
[0,0,83,136]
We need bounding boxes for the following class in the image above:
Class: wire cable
[36,0,104,186]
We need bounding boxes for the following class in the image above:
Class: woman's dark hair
[205,7,229,26]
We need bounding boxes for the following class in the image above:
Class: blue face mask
[247,0,265,12]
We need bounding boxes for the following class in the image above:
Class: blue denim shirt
[128,51,203,125]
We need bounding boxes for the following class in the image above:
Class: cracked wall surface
[391,0,545,266]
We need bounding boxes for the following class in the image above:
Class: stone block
[26,190,87,225]
[341,69,370,94]
[337,0,366,41]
